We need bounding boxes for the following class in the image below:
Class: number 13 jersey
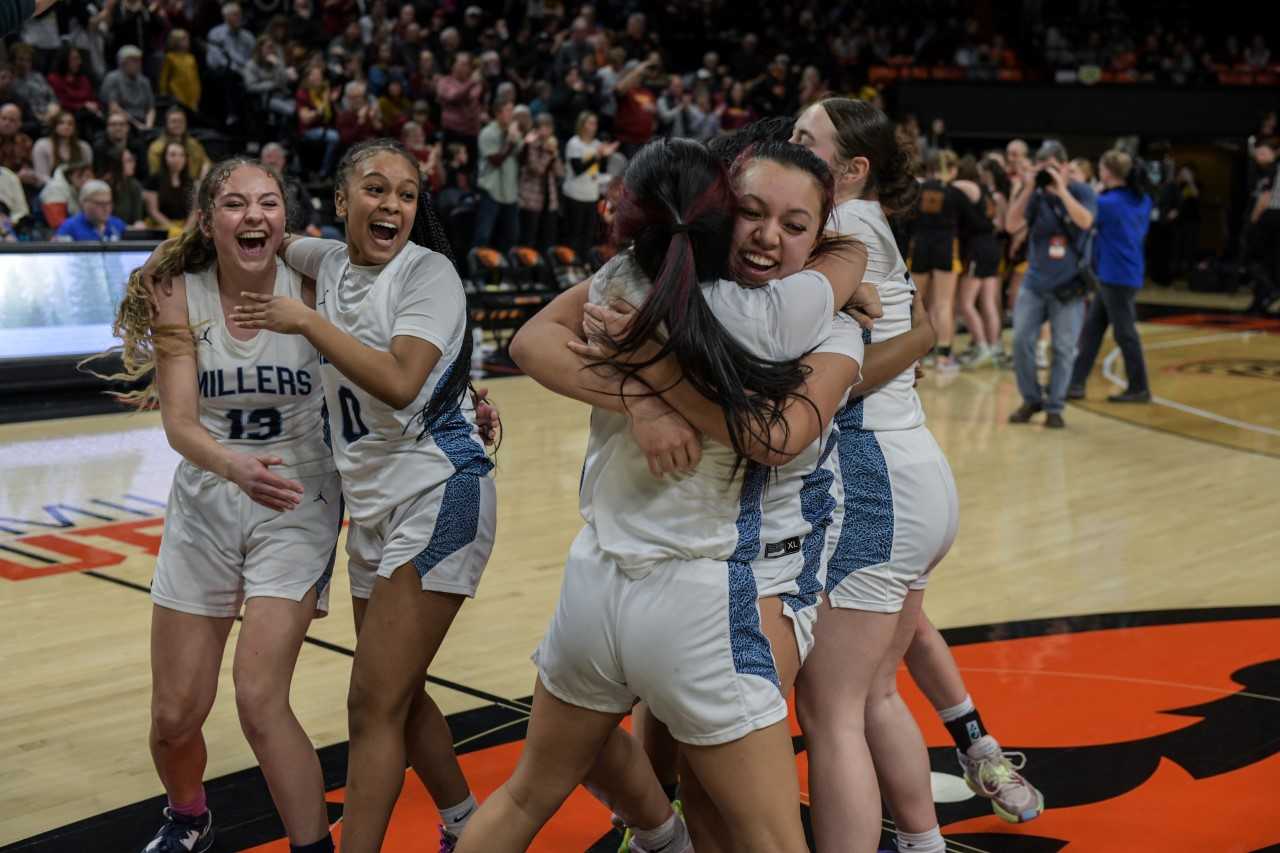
[285,238,491,526]
[186,258,334,476]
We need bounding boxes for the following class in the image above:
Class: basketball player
[790,99,1044,853]
[231,139,493,853]
[455,138,871,853]
[111,157,340,853]
[953,156,1004,368]
[594,131,936,853]
[909,149,964,372]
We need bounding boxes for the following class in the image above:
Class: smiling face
[729,159,823,286]
[55,113,76,139]
[790,104,841,174]
[206,165,286,275]
[337,150,419,267]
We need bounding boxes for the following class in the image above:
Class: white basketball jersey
[287,238,491,525]
[579,253,834,570]
[829,198,925,432]
[186,259,332,474]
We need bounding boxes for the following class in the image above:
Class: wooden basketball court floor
[2,318,1278,852]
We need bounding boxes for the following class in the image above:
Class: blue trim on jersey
[314,493,344,600]
[426,365,494,477]
[832,329,875,433]
[727,463,780,690]
[826,428,894,594]
[780,430,838,616]
[410,473,481,578]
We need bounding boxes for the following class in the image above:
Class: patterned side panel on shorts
[314,493,344,599]
[825,428,894,594]
[426,365,495,477]
[780,430,837,616]
[410,474,481,578]
[727,464,781,690]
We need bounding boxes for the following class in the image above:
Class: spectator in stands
[619,12,658,61]
[2,0,59,39]
[10,43,58,124]
[408,49,438,101]
[92,108,146,179]
[335,80,383,146]
[1006,140,1097,429]
[109,0,162,54]
[595,46,625,128]
[207,1,255,73]
[518,112,563,249]
[656,74,697,138]
[719,80,754,131]
[100,45,155,132]
[555,16,593,78]
[367,41,399,95]
[613,55,659,157]
[1068,149,1154,404]
[0,165,30,225]
[46,46,99,119]
[159,29,201,114]
[259,142,327,237]
[143,140,194,235]
[749,54,795,118]
[98,145,145,227]
[437,52,485,162]
[401,121,441,187]
[288,0,326,49]
[146,106,209,181]
[33,109,93,185]
[0,103,37,189]
[39,157,92,229]
[550,64,598,141]
[294,63,340,177]
[797,65,829,110]
[54,179,125,240]
[474,99,523,251]
[242,34,297,123]
[562,110,614,256]
[377,78,411,134]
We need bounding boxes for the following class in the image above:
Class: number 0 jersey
[285,238,491,526]
[186,259,333,475]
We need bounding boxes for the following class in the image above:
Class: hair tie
[671,223,691,235]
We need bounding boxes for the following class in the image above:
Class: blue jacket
[55,212,127,242]
[1093,188,1152,288]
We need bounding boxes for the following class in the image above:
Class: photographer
[1005,139,1097,428]
[1067,150,1154,403]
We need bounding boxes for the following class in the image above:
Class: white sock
[937,693,975,723]
[897,826,946,853]
[630,812,678,852]
[439,793,477,836]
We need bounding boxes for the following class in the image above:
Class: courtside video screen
[0,248,152,362]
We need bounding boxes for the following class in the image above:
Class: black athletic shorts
[964,233,1001,278]
[910,233,960,273]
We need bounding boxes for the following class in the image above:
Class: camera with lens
[1035,168,1055,190]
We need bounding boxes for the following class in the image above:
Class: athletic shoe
[439,825,458,853]
[1066,385,1085,400]
[1107,390,1151,403]
[959,737,1045,823]
[936,356,961,374]
[141,808,214,853]
[1008,402,1042,423]
[960,346,994,369]
[1045,412,1066,429]
[995,350,1015,370]
[620,802,690,853]
[1035,340,1050,369]
[922,353,937,368]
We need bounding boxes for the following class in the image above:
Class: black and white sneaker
[141,808,214,853]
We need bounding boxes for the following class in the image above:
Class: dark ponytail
[818,97,920,215]
[335,137,476,441]
[598,138,812,464]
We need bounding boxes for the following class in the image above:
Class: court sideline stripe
[80,569,534,713]
[1101,331,1280,438]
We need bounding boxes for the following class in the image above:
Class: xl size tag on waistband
[763,537,801,559]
